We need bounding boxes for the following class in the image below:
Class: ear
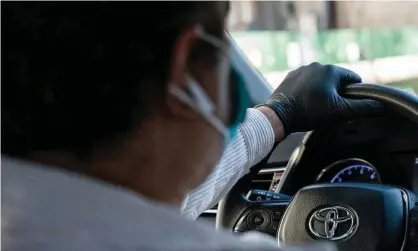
[168,26,200,86]
[165,26,200,118]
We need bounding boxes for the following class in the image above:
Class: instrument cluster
[316,158,381,184]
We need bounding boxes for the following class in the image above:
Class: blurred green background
[231,28,418,72]
[227,1,418,94]
[231,28,418,93]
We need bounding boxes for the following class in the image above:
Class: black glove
[261,62,385,136]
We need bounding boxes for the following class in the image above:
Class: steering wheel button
[246,212,257,229]
[246,209,271,231]
[254,216,264,225]
[273,211,282,221]
[267,221,279,235]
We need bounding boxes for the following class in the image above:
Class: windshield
[228,1,418,96]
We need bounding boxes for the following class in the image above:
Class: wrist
[256,106,285,141]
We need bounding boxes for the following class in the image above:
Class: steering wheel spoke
[228,184,418,251]
[232,190,291,237]
[277,184,413,251]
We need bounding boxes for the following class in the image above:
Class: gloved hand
[261,62,385,136]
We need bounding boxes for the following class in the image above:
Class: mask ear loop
[168,76,228,138]
[195,27,225,50]
[195,25,233,128]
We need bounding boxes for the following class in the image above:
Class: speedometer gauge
[316,158,381,184]
[330,164,379,183]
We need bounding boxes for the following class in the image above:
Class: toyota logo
[308,206,358,241]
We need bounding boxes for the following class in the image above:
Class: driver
[2,2,383,251]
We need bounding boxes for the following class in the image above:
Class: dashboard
[266,154,417,196]
[275,114,418,196]
[200,114,418,223]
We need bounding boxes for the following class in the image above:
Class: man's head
[2,2,235,204]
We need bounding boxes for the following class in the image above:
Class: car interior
[198,34,418,251]
[2,2,418,251]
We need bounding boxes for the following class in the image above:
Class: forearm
[238,107,282,168]
[181,108,281,219]
[256,106,285,142]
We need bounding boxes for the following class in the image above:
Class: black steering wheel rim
[344,83,418,123]
[216,83,418,250]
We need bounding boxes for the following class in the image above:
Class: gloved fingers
[330,65,363,87]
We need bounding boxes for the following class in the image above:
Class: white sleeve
[181,108,275,219]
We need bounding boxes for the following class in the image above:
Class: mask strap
[195,26,224,50]
[168,76,228,138]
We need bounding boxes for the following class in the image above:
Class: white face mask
[168,75,229,139]
[168,26,231,141]
[168,27,251,145]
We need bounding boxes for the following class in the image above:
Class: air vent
[251,172,274,190]
[202,167,286,215]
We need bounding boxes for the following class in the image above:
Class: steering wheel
[216,83,418,251]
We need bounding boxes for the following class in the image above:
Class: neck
[25,117,209,209]
[28,148,187,207]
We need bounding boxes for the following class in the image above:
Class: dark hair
[2,1,226,156]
